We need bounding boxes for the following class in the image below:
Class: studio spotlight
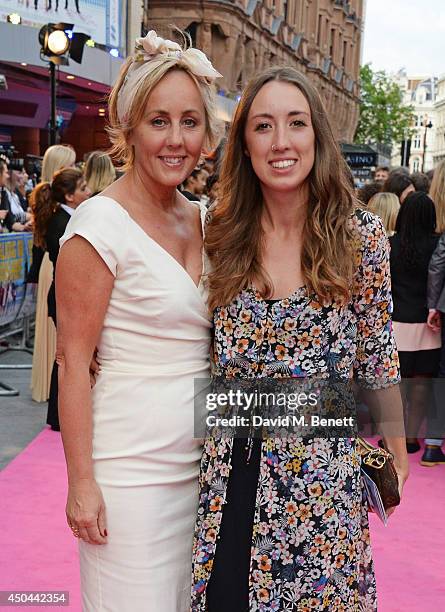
[47,30,70,55]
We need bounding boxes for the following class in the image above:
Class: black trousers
[206,438,261,611]
[46,301,59,431]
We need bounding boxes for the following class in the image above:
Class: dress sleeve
[59,197,128,277]
[351,211,400,389]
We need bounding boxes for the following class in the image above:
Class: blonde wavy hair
[108,34,221,171]
[430,160,445,233]
[41,145,76,182]
[367,192,400,236]
[85,151,116,195]
[206,66,356,311]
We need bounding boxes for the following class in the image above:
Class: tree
[355,64,414,145]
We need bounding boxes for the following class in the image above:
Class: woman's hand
[386,460,409,518]
[427,308,441,332]
[66,478,108,545]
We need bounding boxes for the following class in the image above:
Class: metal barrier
[0,233,36,396]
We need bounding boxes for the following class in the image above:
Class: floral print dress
[191,210,400,611]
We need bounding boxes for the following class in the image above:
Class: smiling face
[129,69,206,189]
[244,81,315,200]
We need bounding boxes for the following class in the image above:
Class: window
[283,0,289,21]
[413,134,422,149]
[317,14,323,46]
[330,28,335,57]
[412,158,420,172]
[342,39,348,67]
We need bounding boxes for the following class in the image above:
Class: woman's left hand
[386,463,409,518]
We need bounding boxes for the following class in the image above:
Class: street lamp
[38,23,89,145]
[421,119,433,173]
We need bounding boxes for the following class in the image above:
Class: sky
[362,0,445,77]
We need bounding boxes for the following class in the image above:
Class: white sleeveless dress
[60,196,211,612]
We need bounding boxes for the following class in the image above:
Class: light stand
[38,23,89,146]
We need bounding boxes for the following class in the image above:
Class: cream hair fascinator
[117,30,222,122]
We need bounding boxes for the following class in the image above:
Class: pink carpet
[0,429,80,611]
[1,431,444,611]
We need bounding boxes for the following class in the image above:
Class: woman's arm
[427,233,445,310]
[352,213,409,515]
[56,235,114,544]
[360,385,409,516]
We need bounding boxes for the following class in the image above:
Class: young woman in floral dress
[191,67,409,611]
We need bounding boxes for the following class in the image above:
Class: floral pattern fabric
[191,210,400,611]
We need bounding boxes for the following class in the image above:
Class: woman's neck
[122,165,179,213]
[261,184,308,234]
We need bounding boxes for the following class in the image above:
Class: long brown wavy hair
[31,167,83,249]
[205,66,357,310]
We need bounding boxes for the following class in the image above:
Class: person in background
[357,180,381,206]
[8,161,30,212]
[0,159,30,232]
[374,165,390,182]
[31,168,91,431]
[367,192,400,236]
[30,144,76,405]
[425,160,445,465]
[430,159,445,234]
[206,171,220,207]
[85,151,117,197]
[0,158,11,231]
[383,171,415,204]
[182,166,209,201]
[426,168,435,187]
[411,172,431,193]
[390,192,440,453]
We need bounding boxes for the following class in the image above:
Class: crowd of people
[357,163,445,467]
[0,26,443,611]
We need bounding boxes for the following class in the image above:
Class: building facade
[433,75,445,165]
[391,70,437,173]
[143,0,365,142]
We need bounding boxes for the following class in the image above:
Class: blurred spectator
[30,144,76,406]
[85,151,116,197]
[7,159,29,211]
[182,167,209,201]
[374,165,389,182]
[383,171,415,204]
[390,166,410,175]
[0,159,31,232]
[357,181,381,206]
[31,167,91,430]
[390,192,440,453]
[411,172,431,193]
[15,167,30,211]
[367,192,400,236]
[206,172,220,208]
[41,144,76,182]
[429,160,445,233]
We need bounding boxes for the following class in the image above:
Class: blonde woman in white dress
[56,32,221,611]
[31,144,75,407]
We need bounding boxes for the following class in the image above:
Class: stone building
[390,70,437,173]
[143,0,364,142]
[433,75,445,165]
